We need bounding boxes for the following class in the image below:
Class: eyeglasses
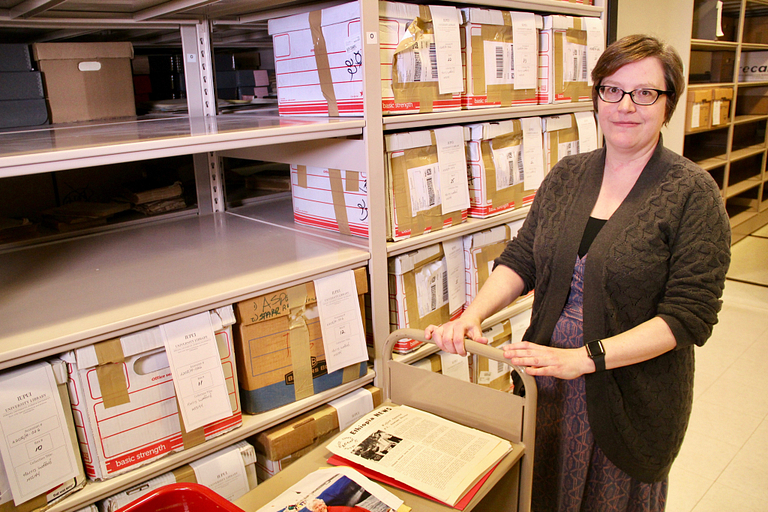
[595,86,671,106]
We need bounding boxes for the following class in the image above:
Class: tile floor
[665,278,768,511]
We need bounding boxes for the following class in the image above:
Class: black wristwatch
[585,339,606,372]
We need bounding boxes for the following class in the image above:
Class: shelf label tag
[442,237,465,315]
[584,17,605,86]
[189,444,249,502]
[161,312,232,433]
[574,112,598,153]
[434,126,470,214]
[0,362,79,506]
[511,12,537,90]
[439,351,471,382]
[329,388,375,431]
[521,117,546,191]
[314,270,367,374]
[429,5,463,94]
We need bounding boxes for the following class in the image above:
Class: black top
[578,216,608,258]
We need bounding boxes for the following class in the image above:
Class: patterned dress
[530,256,668,512]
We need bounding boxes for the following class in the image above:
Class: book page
[327,405,511,506]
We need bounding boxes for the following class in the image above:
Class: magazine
[325,404,512,507]
[256,466,410,512]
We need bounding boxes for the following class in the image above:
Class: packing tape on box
[345,170,359,192]
[309,10,339,117]
[94,338,131,409]
[297,164,308,188]
[329,168,351,235]
[288,284,314,401]
[177,396,207,449]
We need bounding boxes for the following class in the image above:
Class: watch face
[588,340,605,357]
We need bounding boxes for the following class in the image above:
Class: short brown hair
[591,34,685,125]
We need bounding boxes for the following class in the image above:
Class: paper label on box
[510,12,537,89]
[396,38,438,84]
[584,17,604,85]
[429,5,463,94]
[439,351,471,382]
[329,388,376,431]
[161,312,232,432]
[563,41,588,83]
[408,163,441,215]
[415,259,449,318]
[189,445,249,502]
[442,237,465,314]
[712,100,721,125]
[483,41,514,86]
[558,141,580,160]
[691,103,701,129]
[434,126,470,214]
[574,112,598,153]
[492,144,524,190]
[521,117,546,190]
[486,340,510,383]
[0,362,79,506]
[345,35,363,78]
[314,270,368,374]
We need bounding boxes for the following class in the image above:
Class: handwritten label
[430,5,463,94]
[510,12,537,89]
[521,117,545,191]
[442,237,465,315]
[0,363,79,506]
[434,126,470,214]
[314,271,367,374]
[329,388,376,431]
[161,313,232,432]
[189,445,249,502]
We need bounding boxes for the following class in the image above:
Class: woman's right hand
[424,316,487,357]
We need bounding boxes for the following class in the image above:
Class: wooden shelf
[726,178,762,198]
[729,144,767,162]
[46,370,375,512]
[0,114,365,177]
[0,210,369,370]
[690,39,739,51]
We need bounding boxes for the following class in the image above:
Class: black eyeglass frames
[595,86,671,106]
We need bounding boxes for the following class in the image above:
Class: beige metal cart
[235,328,537,512]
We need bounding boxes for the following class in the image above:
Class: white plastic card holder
[329,388,376,431]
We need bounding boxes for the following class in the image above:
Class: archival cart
[234,328,537,512]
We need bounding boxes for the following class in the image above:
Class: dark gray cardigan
[496,138,731,482]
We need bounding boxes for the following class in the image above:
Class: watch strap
[586,339,606,372]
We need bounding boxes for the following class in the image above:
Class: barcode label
[516,148,524,184]
[426,172,436,207]
[496,360,505,374]
[496,46,504,79]
[430,276,437,311]
[442,270,449,304]
[429,43,438,80]
[414,51,423,82]
[484,41,514,86]
[408,164,442,216]
[581,51,588,81]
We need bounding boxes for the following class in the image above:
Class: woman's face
[596,57,668,157]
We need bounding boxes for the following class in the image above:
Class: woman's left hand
[503,342,592,380]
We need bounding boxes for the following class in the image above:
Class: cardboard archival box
[737,87,768,116]
[739,51,768,82]
[460,8,540,109]
[711,87,733,127]
[31,43,136,124]
[380,2,463,115]
[464,120,523,218]
[290,165,369,238]
[388,243,461,354]
[252,386,382,481]
[409,353,442,373]
[538,16,593,104]
[472,320,513,391]
[744,16,768,45]
[268,1,363,116]
[0,361,86,512]
[543,114,579,171]
[685,89,712,133]
[99,440,257,511]
[463,220,523,305]
[59,306,242,480]
[233,267,369,414]
[385,129,468,241]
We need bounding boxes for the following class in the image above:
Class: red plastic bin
[116,482,247,512]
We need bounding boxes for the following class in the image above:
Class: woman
[426,35,731,511]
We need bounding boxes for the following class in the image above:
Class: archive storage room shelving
[0,0,603,510]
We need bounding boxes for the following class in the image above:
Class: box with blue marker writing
[233,267,369,414]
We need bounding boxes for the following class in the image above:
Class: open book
[256,466,409,512]
[325,404,512,508]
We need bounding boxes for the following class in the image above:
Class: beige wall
[615,0,693,154]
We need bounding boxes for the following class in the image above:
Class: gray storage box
[0,71,44,100]
[0,98,49,129]
[0,44,33,72]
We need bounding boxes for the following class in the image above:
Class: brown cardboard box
[384,129,468,241]
[234,267,369,414]
[543,114,579,171]
[710,51,735,82]
[685,89,712,133]
[538,16,594,104]
[744,16,768,45]
[32,42,136,124]
[737,87,768,115]
[473,320,513,392]
[252,386,382,480]
[711,87,733,126]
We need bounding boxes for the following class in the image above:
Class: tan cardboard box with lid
[31,42,136,124]
[711,87,733,127]
[0,361,86,512]
[685,89,712,133]
[538,16,599,104]
[251,386,382,481]
[737,87,768,115]
[233,267,369,414]
[472,320,513,392]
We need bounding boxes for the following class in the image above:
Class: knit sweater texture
[496,138,731,483]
